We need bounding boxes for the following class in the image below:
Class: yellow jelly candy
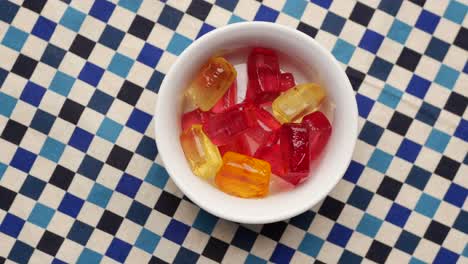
[272,83,326,123]
[215,152,271,198]
[185,57,237,111]
[180,124,222,179]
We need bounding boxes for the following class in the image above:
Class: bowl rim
[155,21,358,224]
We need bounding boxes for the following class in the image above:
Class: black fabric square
[377,176,403,200]
[149,256,169,264]
[345,67,365,91]
[36,231,64,256]
[49,165,75,190]
[128,15,155,40]
[11,54,38,79]
[154,191,181,217]
[202,237,229,262]
[22,0,47,13]
[409,0,426,6]
[349,2,374,26]
[117,81,143,106]
[106,145,133,171]
[260,222,287,241]
[387,111,412,136]
[97,210,123,235]
[0,186,17,211]
[187,0,212,21]
[396,47,421,71]
[69,34,95,59]
[231,226,258,251]
[366,240,392,263]
[424,221,450,244]
[1,120,27,145]
[58,99,84,124]
[454,26,467,50]
[435,156,460,181]
[318,197,345,221]
[444,92,467,116]
[297,22,318,38]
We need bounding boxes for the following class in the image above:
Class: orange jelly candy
[215,152,271,198]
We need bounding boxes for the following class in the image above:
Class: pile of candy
[180,48,332,198]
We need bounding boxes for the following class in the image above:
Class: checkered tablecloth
[0,0,467,263]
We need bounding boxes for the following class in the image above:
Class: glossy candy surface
[302,111,332,160]
[254,132,285,176]
[181,108,212,131]
[211,80,237,113]
[246,48,280,104]
[280,123,310,185]
[215,152,271,198]
[279,72,295,91]
[245,106,281,146]
[219,134,252,156]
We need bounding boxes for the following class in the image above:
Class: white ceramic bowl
[155,22,358,224]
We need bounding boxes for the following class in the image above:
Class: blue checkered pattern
[0,0,467,263]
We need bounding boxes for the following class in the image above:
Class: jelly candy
[185,57,237,111]
[215,152,271,198]
[272,83,326,123]
[246,48,281,104]
[203,103,254,146]
[211,80,237,113]
[280,72,295,91]
[180,124,222,179]
[254,132,285,176]
[245,106,281,146]
[219,134,252,156]
[181,108,212,131]
[302,111,332,160]
[280,123,310,185]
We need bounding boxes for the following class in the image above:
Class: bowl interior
[156,22,357,224]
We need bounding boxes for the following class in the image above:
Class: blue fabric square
[50,71,75,97]
[396,139,421,163]
[454,211,468,234]
[254,5,279,22]
[359,30,384,54]
[378,0,402,16]
[388,19,411,44]
[347,186,373,210]
[385,203,411,227]
[118,0,142,12]
[435,65,459,90]
[174,247,199,264]
[20,176,46,200]
[116,173,142,198]
[415,102,441,126]
[28,203,54,229]
[434,248,459,264]
[146,70,165,92]
[69,127,94,152]
[0,213,25,238]
[2,26,28,51]
[193,209,218,234]
[196,23,216,39]
[298,233,324,257]
[106,238,132,263]
[444,183,467,207]
[58,193,84,218]
[126,200,151,225]
[425,37,449,61]
[8,241,34,264]
[321,12,346,35]
[53,258,67,264]
[137,43,163,68]
[0,68,7,87]
[0,162,6,181]
[97,118,123,143]
[415,193,441,218]
[99,25,125,50]
[40,137,65,163]
[410,257,426,264]
[136,136,158,160]
[378,84,403,109]
[425,129,450,153]
[339,250,363,264]
[359,121,384,146]
[444,1,468,23]
[77,248,103,264]
[41,44,66,68]
[79,62,105,87]
[415,10,440,34]
[343,161,365,183]
[406,165,431,190]
[395,230,420,254]
[60,7,86,32]
[406,74,430,99]
[78,155,104,181]
[88,90,114,114]
[67,221,94,245]
[158,5,183,30]
[89,0,115,22]
[290,211,315,231]
[0,92,18,117]
[368,57,393,81]
[327,223,352,247]
[216,0,238,11]
[311,0,332,9]
[332,39,355,64]
[20,82,46,107]
[164,219,190,244]
[355,93,374,118]
[87,183,112,208]
[368,149,393,174]
[246,255,267,264]
[167,33,192,56]
[356,214,382,238]
[0,0,19,23]
[10,147,37,173]
[126,108,152,133]
[145,163,169,189]
[228,15,245,24]
[31,16,57,41]
[270,243,295,264]
[283,0,307,19]
[135,228,160,254]
[454,119,467,141]
[108,53,134,78]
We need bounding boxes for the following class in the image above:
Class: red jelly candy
[203,103,254,146]
[245,106,281,146]
[280,72,296,91]
[254,132,285,176]
[219,134,252,156]
[181,109,212,131]
[211,80,237,113]
[246,48,280,104]
[280,123,310,185]
[301,111,332,160]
